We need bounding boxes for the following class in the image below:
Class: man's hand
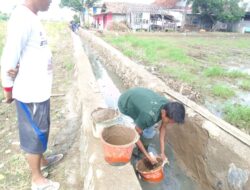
[2,91,14,104]
[160,153,169,165]
[147,154,158,165]
[8,64,19,80]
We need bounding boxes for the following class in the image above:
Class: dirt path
[0,23,83,190]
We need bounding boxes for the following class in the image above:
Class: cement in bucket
[136,157,164,183]
[101,125,139,164]
[91,107,119,138]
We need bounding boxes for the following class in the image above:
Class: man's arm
[159,109,169,163]
[136,139,157,164]
[135,126,157,164]
[159,122,168,161]
[1,11,30,103]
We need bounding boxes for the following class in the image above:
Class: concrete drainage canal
[77,31,250,190]
[81,35,202,190]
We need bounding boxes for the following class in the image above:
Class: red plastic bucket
[136,157,164,183]
[101,125,139,164]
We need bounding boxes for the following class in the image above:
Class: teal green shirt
[118,87,168,130]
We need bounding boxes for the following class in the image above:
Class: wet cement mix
[137,158,163,173]
[92,108,118,123]
[102,125,136,145]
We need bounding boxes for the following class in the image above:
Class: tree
[188,0,245,25]
[60,0,83,12]
[60,0,99,11]
[0,11,9,21]
[217,0,245,23]
[60,0,100,25]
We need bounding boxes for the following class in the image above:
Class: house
[83,3,102,27]
[154,0,192,29]
[93,2,175,31]
[233,0,250,33]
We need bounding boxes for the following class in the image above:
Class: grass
[104,33,250,130]
[161,66,197,84]
[240,80,250,91]
[204,66,226,77]
[204,66,249,79]
[0,21,6,55]
[226,70,249,78]
[63,56,74,71]
[212,84,235,98]
[106,35,195,65]
[224,104,250,129]
[0,21,6,101]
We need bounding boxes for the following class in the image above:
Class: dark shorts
[15,99,50,154]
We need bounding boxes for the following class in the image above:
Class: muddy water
[81,38,199,190]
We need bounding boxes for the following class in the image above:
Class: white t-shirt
[0,5,52,103]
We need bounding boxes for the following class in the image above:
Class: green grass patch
[0,21,7,55]
[204,66,226,77]
[240,80,250,91]
[224,104,250,129]
[234,38,250,49]
[64,57,74,71]
[161,66,197,84]
[204,66,249,79]
[226,70,249,78]
[106,35,195,65]
[212,84,235,98]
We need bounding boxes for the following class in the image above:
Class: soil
[137,158,163,172]
[102,125,137,145]
[91,108,118,123]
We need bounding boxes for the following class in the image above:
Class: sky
[0,0,155,20]
[0,0,155,12]
[0,0,155,11]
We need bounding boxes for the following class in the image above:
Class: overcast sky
[0,0,155,20]
[0,0,155,12]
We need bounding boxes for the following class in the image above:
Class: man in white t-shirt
[1,0,63,189]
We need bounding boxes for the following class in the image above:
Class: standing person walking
[1,0,63,189]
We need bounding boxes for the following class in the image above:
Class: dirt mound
[108,22,130,32]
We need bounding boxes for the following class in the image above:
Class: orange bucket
[136,157,164,183]
[101,125,139,164]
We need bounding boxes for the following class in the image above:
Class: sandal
[31,180,60,190]
[41,154,63,171]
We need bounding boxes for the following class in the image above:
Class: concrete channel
[73,30,250,190]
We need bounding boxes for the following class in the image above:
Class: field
[104,32,250,131]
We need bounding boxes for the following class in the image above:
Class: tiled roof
[102,2,168,14]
